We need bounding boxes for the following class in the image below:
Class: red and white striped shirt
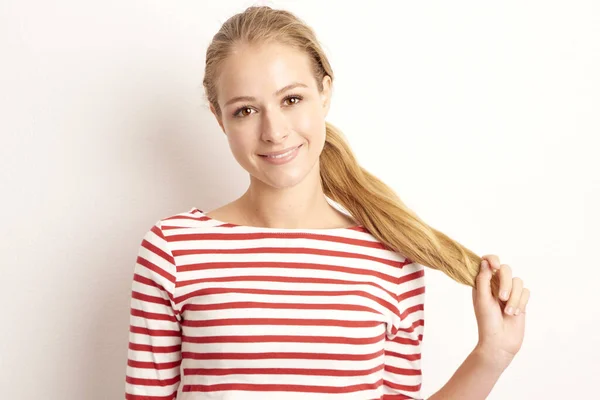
[125,207,426,400]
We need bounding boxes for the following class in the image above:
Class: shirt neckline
[193,207,364,232]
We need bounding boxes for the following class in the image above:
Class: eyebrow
[223,82,309,107]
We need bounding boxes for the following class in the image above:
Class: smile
[259,144,303,165]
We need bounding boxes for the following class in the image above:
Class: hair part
[202,5,500,295]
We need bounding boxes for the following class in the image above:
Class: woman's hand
[428,255,531,399]
[472,254,530,368]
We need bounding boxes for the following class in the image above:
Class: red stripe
[181,349,385,361]
[130,325,180,337]
[385,335,421,345]
[129,342,181,353]
[125,375,180,386]
[382,379,421,392]
[134,273,168,293]
[183,379,383,394]
[398,269,424,284]
[183,317,382,328]
[177,287,397,315]
[381,394,417,399]
[169,231,386,249]
[130,307,178,323]
[184,300,380,314]
[398,286,425,302]
[391,319,425,335]
[127,359,181,370]
[178,260,401,285]
[125,390,178,400]
[131,291,171,308]
[184,365,386,377]
[136,254,175,284]
[181,332,421,346]
[384,350,421,362]
[400,304,424,320]
[384,364,421,376]
[173,246,410,269]
[177,274,397,300]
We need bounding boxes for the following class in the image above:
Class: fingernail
[514,308,520,316]
[505,306,513,315]
[500,290,508,300]
[481,260,488,269]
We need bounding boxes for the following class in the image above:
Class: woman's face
[211,41,332,190]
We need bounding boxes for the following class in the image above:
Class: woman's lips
[259,144,303,165]
[259,144,302,157]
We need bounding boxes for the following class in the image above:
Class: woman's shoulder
[152,206,212,230]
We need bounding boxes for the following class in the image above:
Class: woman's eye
[284,96,302,106]
[235,107,254,118]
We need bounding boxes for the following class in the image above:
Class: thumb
[475,259,494,302]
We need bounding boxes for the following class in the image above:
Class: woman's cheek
[226,129,251,155]
[292,107,319,133]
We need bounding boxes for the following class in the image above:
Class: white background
[1,0,598,398]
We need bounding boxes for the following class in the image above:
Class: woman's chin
[254,168,310,190]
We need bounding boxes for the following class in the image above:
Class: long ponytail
[320,121,500,294]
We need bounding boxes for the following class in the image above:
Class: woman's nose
[260,108,288,142]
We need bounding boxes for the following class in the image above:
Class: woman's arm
[125,221,182,399]
[428,344,512,400]
[428,255,530,400]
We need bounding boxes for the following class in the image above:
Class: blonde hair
[202,5,500,294]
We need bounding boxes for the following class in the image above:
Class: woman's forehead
[216,43,315,96]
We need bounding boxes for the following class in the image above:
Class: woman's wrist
[428,343,514,399]
[473,342,514,373]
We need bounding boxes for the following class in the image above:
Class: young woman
[125,6,530,400]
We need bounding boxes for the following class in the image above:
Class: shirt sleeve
[382,261,426,400]
[125,221,182,400]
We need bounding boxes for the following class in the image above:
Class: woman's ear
[320,75,332,117]
[209,103,226,134]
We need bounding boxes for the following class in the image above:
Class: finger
[497,264,513,301]
[515,288,531,315]
[475,259,493,301]
[504,277,523,315]
[482,254,501,270]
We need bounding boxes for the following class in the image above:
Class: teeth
[267,147,296,158]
